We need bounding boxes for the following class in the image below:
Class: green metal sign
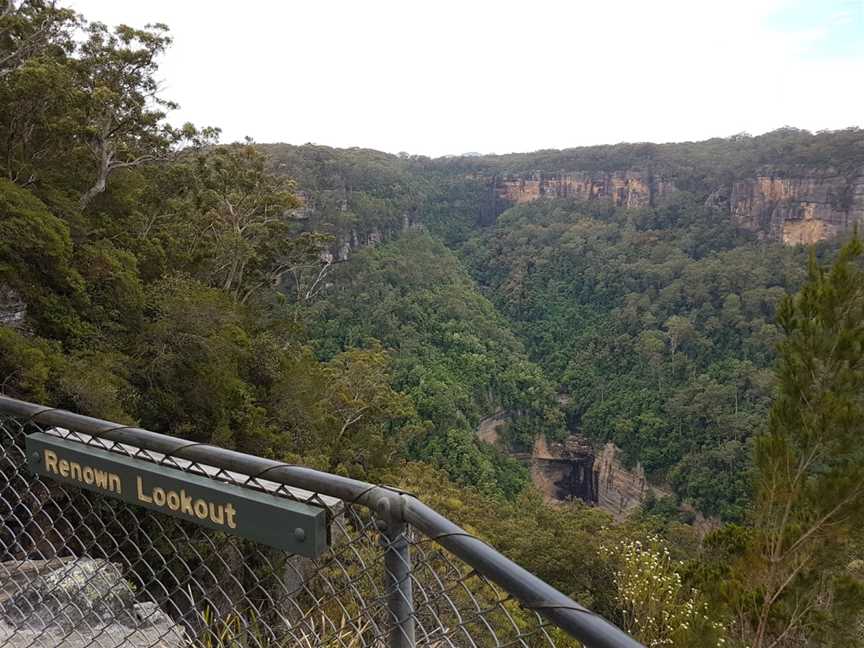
[25,432,329,557]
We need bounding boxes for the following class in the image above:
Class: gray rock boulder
[1,558,136,630]
[0,558,185,647]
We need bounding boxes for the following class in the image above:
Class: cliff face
[477,410,508,445]
[475,414,673,517]
[725,169,864,245]
[489,167,864,245]
[0,287,25,330]
[479,426,711,522]
[531,435,596,503]
[327,213,421,261]
[291,195,421,263]
[593,443,671,520]
[493,171,675,211]
[528,435,670,518]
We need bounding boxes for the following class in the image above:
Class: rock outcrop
[493,171,675,211]
[593,443,671,520]
[0,558,75,605]
[725,169,864,245]
[317,218,421,264]
[0,558,185,647]
[476,410,508,446]
[487,166,864,246]
[526,435,671,519]
[531,435,596,503]
[0,286,25,329]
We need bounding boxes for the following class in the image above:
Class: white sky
[69,0,863,157]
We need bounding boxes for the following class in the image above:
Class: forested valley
[1,3,863,646]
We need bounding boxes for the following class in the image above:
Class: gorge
[2,1,863,641]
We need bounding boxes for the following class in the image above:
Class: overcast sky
[69,0,863,157]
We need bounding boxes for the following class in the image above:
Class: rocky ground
[0,558,185,648]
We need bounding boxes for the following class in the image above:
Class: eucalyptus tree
[74,21,182,208]
[0,0,75,79]
[0,1,78,188]
[192,143,337,305]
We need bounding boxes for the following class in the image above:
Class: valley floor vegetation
[1,2,862,646]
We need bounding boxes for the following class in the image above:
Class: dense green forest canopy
[260,139,852,521]
[308,231,563,497]
[417,127,864,189]
[1,3,862,646]
[457,198,812,520]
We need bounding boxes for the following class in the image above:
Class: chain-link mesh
[0,413,572,648]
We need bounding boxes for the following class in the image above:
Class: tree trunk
[79,143,111,209]
[79,175,107,209]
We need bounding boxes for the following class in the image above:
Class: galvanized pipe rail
[0,395,643,648]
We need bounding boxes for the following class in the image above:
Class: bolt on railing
[0,395,643,648]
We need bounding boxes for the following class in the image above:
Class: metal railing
[0,395,643,648]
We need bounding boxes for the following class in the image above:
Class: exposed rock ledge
[531,434,597,504]
[724,168,864,245]
[530,435,672,518]
[593,442,671,520]
[476,420,672,519]
[491,171,675,211]
[0,285,26,329]
[0,558,185,647]
[486,166,864,245]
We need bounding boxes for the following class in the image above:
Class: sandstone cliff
[527,434,671,519]
[723,168,864,245]
[290,194,421,263]
[489,166,864,246]
[476,410,509,446]
[593,442,671,520]
[531,435,596,503]
[475,414,679,519]
[492,171,675,211]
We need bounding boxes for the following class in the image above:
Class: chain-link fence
[0,396,642,648]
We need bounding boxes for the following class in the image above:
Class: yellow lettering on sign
[166,491,180,511]
[209,503,224,524]
[194,500,208,519]
[42,448,121,494]
[137,477,153,503]
[94,469,109,489]
[44,449,58,473]
[136,477,239,529]
[41,448,241,529]
[180,490,193,515]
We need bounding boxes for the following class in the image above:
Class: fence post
[381,518,415,648]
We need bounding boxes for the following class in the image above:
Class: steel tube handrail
[0,395,644,648]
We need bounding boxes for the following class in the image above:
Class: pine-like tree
[748,236,864,647]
